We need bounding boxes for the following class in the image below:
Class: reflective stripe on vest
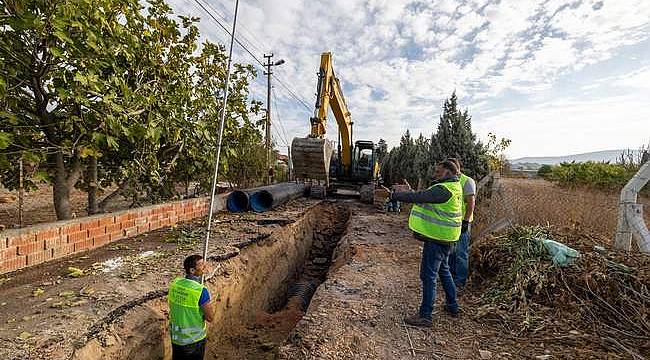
[408,180,463,242]
[459,173,474,222]
[168,277,207,346]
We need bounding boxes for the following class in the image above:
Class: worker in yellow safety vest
[390,160,463,327]
[168,255,214,360]
[447,158,476,289]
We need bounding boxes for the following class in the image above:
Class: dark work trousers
[172,338,206,360]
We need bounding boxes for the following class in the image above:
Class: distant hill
[510,149,633,166]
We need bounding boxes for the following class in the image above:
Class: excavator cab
[352,141,376,182]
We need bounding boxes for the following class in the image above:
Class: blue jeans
[449,224,471,287]
[419,241,458,320]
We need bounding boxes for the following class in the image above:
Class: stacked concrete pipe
[226,182,309,213]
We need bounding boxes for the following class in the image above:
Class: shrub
[546,161,637,191]
[536,164,553,178]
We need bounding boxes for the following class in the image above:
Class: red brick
[45,237,65,250]
[137,224,150,234]
[135,218,148,226]
[115,214,129,223]
[149,220,161,230]
[18,241,45,255]
[83,219,102,230]
[93,234,111,247]
[160,218,171,227]
[74,239,93,252]
[88,226,106,238]
[148,214,161,221]
[0,246,17,260]
[168,216,178,225]
[109,231,124,242]
[105,223,121,234]
[27,249,53,266]
[123,227,137,237]
[0,256,27,274]
[36,228,60,241]
[7,232,36,247]
[152,208,163,215]
[67,230,88,243]
[61,223,81,234]
[98,216,115,226]
[53,243,75,258]
[121,219,135,229]
[1,236,7,249]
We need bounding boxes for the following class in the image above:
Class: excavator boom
[292,52,354,184]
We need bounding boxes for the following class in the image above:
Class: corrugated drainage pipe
[226,190,251,212]
[249,183,308,212]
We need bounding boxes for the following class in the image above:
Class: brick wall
[0,196,222,275]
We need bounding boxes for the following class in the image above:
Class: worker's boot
[404,315,432,327]
[443,304,460,317]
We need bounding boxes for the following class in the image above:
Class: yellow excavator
[291,52,378,203]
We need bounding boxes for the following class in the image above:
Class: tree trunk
[98,179,129,213]
[53,152,72,220]
[87,157,98,215]
[52,152,83,220]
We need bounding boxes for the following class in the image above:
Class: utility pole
[18,157,24,228]
[263,53,285,185]
[264,53,273,185]
[287,145,292,181]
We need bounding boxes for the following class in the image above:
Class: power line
[190,0,315,125]
[272,74,312,113]
[209,0,269,56]
[191,0,265,68]
[271,87,290,146]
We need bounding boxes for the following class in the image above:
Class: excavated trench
[72,202,350,360]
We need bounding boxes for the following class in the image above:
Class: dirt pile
[471,225,650,358]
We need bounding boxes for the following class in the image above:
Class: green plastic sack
[540,239,580,267]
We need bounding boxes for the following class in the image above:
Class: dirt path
[280,203,494,359]
[280,202,578,360]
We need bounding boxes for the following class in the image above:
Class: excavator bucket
[291,137,334,185]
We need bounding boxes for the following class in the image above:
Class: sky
[168,0,650,158]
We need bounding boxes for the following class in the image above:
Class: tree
[375,138,388,164]
[0,0,263,219]
[382,92,493,186]
[430,92,489,178]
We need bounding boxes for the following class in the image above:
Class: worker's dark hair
[446,157,461,171]
[183,254,203,273]
[437,160,459,175]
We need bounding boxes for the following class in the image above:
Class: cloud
[474,94,650,158]
[168,0,650,156]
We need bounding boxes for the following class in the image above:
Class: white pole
[202,0,240,277]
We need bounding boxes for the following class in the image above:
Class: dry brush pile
[470,226,649,358]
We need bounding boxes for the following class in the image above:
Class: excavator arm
[292,52,377,202]
[309,52,353,171]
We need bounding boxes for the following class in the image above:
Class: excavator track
[291,137,334,184]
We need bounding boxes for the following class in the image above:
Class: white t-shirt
[463,175,476,196]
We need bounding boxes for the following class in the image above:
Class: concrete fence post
[614,161,650,252]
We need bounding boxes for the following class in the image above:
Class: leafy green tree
[0,0,263,219]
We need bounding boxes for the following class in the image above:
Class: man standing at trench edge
[446,157,476,290]
[168,255,215,359]
[390,160,463,327]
